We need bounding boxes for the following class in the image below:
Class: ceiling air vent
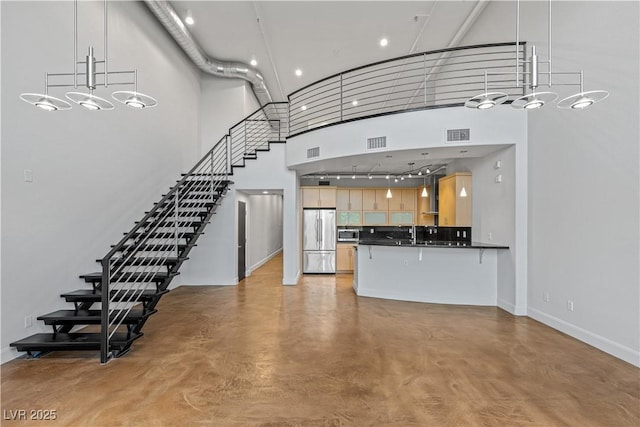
[446,128,471,143]
[366,136,387,151]
[307,147,320,159]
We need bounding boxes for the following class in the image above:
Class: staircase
[10,102,288,363]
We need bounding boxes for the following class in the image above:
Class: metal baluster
[100,257,110,364]
[174,187,180,257]
[244,120,248,157]
[423,53,427,105]
[340,74,343,121]
[226,136,231,179]
[211,149,216,203]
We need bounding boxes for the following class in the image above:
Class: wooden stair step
[61,289,169,303]
[38,308,155,326]
[10,332,143,353]
[79,271,178,284]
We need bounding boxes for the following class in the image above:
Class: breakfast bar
[353,241,509,306]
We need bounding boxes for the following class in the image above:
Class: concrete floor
[2,252,639,426]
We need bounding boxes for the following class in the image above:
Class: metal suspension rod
[74,0,78,88]
[548,0,552,86]
[104,0,108,87]
[515,0,519,86]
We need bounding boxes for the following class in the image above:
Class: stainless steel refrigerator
[303,209,336,273]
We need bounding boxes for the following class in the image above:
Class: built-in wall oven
[337,229,359,242]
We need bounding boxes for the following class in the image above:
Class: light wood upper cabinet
[438,172,472,226]
[362,189,388,212]
[302,187,337,208]
[337,189,363,211]
[388,188,416,211]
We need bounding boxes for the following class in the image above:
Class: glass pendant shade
[557,90,609,109]
[511,92,558,110]
[460,186,467,198]
[421,186,428,198]
[386,188,392,198]
[66,92,114,110]
[112,91,158,109]
[20,93,71,111]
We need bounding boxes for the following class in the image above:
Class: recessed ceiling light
[250,58,257,67]
[380,38,388,47]
[262,191,268,194]
[185,10,194,26]
[301,105,307,111]
[295,68,303,77]
[352,100,358,106]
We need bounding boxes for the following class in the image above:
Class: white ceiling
[165,1,492,176]
[169,1,482,101]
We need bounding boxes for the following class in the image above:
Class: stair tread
[38,308,154,324]
[79,271,179,283]
[10,332,143,351]
[61,289,169,302]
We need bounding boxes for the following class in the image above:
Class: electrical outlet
[495,174,502,183]
[543,292,550,302]
[24,315,33,328]
[495,160,502,169]
[488,232,493,240]
[567,300,574,311]
[23,169,33,183]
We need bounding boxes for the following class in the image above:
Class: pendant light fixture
[421,176,428,198]
[460,176,468,198]
[465,0,607,111]
[386,176,392,199]
[20,0,157,112]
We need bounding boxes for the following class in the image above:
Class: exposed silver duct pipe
[144,0,273,108]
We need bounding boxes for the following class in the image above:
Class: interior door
[237,201,246,281]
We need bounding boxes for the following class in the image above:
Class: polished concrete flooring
[2,253,639,426]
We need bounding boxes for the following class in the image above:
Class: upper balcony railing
[287,42,526,138]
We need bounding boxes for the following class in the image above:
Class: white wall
[463,1,640,366]
[247,194,283,273]
[451,146,517,312]
[180,143,299,286]
[1,1,201,363]
[287,106,526,168]
[199,76,260,155]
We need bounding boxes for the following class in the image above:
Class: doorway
[237,200,246,281]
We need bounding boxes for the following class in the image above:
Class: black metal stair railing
[287,42,527,137]
[98,102,288,363]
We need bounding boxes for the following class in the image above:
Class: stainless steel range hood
[422,168,446,215]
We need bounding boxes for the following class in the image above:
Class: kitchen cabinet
[389,212,414,225]
[363,211,387,225]
[438,172,472,226]
[336,188,363,211]
[337,211,362,226]
[302,187,337,208]
[362,189,388,212]
[388,188,416,211]
[336,243,355,272]
[416,186,436,226]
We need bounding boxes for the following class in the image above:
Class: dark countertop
[358,239,509,249]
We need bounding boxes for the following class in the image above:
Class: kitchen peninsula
[353,241,509,306]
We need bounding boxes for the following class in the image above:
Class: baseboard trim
[249,248,283,273]
[283,269,301,286]
[528,307,640,367]
[1,346,20,365]
[497,298,515,314]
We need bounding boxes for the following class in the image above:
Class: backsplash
[357,225,471,244]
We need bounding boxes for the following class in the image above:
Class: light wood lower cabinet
[337,243,355,272]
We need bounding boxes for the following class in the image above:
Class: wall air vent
[366,136,387,150]
[307,147,320,159]
[446,128,471,143]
